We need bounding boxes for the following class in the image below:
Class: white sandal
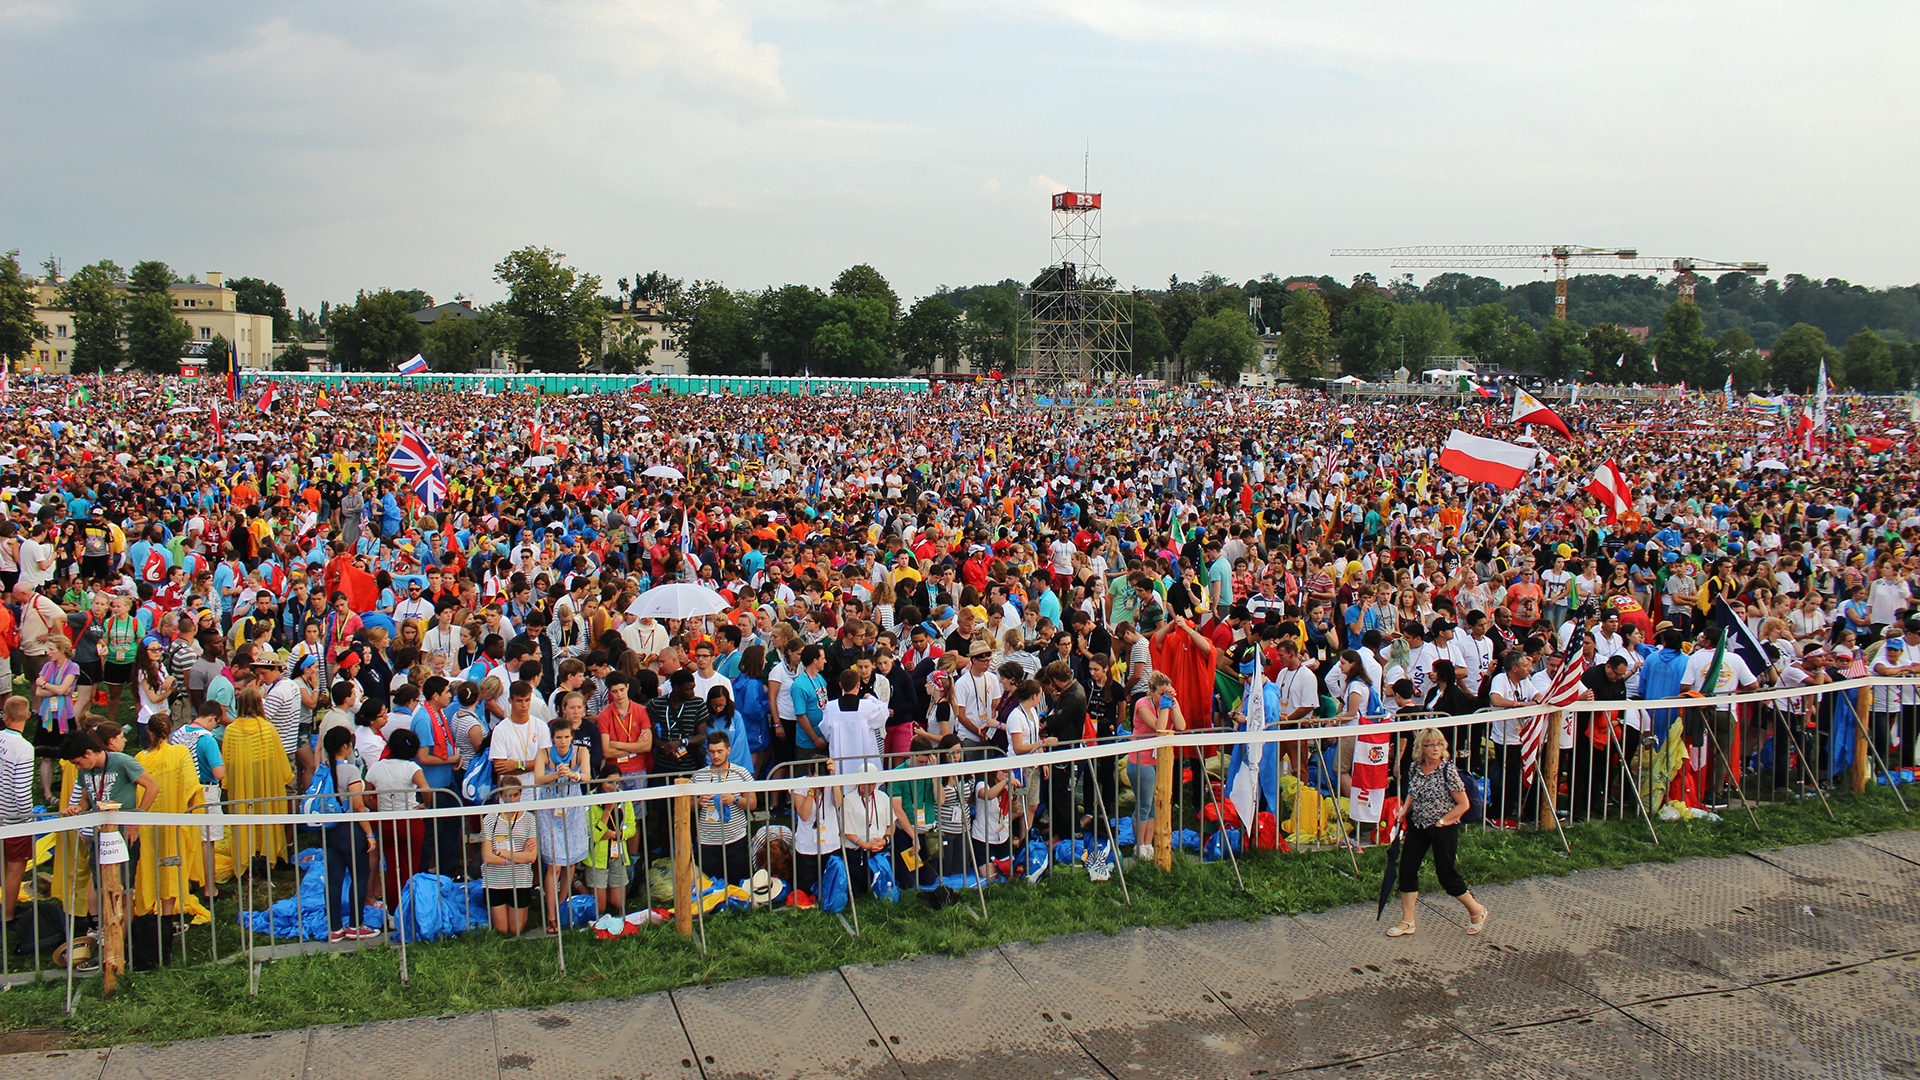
[1386,921,1417,937]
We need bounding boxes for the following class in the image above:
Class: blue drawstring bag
[1115,817,1136,847]
[818,853,850,913]
[399,873,479,942]
[868,852,899,903]
[460,752,494,805]
[940,871,982,890]
[1203,829,1242,862]
[1052,837,1090,865]
[1015,839,1050,883]
[1175,828,1203,852]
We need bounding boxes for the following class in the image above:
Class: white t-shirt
[1682,649,1756,706]
[1270,665,1319,722]
[792,785,842,855]
[17,537,53,589]
[821,697,885,773]
[488,717,553,765]
[951,670,1001,743]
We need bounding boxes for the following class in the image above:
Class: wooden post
[1540,710,1564,831]
[1853,685,1872,796]
[1154,744,1174,872]
[99,824,124,995]
[672,778,694,937]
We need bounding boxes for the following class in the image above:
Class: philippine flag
[1510,388,1572,438]
[398,353,428,376]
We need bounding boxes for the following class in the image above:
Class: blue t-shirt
[789,671,826,749]
[410,709,456,790]
[191,731,225,785]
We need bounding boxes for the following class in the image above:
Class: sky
[3,0,1916,314]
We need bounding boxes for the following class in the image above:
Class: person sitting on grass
[481,776,540,935]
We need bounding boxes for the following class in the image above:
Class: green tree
[961,283,1022,373]
[753,285,829,375]
[1278,289,1333,384]
[393,289,435,314]
[227,276,293,341]
[898,295,961,372]
[1392,301,1453,367]
[1335,292,1395,378]
[492,246,603,372]
[328,290,426,372]
[55,261,122,374]
[829,264,901,328]
[1843,329,1897,391]
[811,296,893,376]
[123,260,191,373]
[1769,323,1834,392]
[1157,287,1204,357]
[682,286,758,375]
[0,251,42,372]
[1182,308,1261,385]
[422,314,492,373]
[1582,324,1649,384]
[273,341,309,372]
[1125,295,1170,374]
[1652,300,1716,385]
[1530,318,1591,380]
[1718,327,1766,391]
[203,332,231,374]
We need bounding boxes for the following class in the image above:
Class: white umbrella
[167,406,196,415]
[643,464,685,480]
[231,433,260,442]
[360,403,381,411]
[311,409,332,418]
[1756,459,1789,471]
[524,455,555,468]
[625,583,729,621]
[0,456,16,466]
[1890,428,1909,436]
[1755,421,1775,428]
[30,408,51,416]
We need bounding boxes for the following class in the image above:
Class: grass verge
[2,787,1911,1047]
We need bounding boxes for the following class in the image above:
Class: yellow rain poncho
[47,761,92,919]
[220,715,294,869]
[133,742,205,915]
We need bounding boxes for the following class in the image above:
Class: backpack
[1457,763,1487,826]
[301,762,355,815]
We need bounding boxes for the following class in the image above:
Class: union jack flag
[387,423,447,512]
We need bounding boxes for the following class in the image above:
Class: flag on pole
[209,400,223,445]
[529,408,545,454]
[253,381,274,414]
[1583,459,1631,523]
[1568,383,1579,407]
[1510,388,1572,438]
[316,387,330,411]
[398,353,428,376]
[1349,688,1392,824]
[1226,647,1273,832]
[1437,429,1536,490]
[1814,357,1829,431]
[386,423,448,511]
[225,363,239,402]
[1521,628,1591,792]
[1615,352,1625,368]
[1649,352,1659,374]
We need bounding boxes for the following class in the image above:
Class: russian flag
[398,353,428,376]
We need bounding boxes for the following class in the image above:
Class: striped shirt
[0,729,34,825]
[692,762,753,845]
[480,811,538,889]
[264,678,307,757]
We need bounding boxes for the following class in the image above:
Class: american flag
[1520,624,1591,790]
[387,423,448,512]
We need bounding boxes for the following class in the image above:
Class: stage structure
[1022,190,1131,382]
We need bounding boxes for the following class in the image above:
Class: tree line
[5,248,1916,391]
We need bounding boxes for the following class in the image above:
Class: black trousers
[1398,824,1468,896]
[1079,757,1118,840]
[696,835,750,885]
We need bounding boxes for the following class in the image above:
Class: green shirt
[70,751,146,811]
[889,760,938,833]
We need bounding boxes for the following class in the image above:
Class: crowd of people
[1,373,1916,962]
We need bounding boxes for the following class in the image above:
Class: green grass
[2,787,1912,1048]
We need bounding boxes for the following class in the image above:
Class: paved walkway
[8,831,1920,1079]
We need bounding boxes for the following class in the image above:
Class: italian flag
[1437,429,1536,490]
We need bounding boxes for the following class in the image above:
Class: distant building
[600,300,689,376]
[28,271,277,373]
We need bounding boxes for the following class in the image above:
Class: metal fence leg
[1609,723,1659,845]
[1775,707,1835,822]
[1531,767,1572,855]
[1196,758,1245,891]
[1701,714,1764,832]
[1086,758,1130,906]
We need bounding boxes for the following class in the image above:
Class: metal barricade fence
[1,676,1913,1018]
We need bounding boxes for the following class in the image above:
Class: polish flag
[529,408,545,453]
[1511,388,1572,438]
[1436,429,1536,490]
[1584,458,1631,523]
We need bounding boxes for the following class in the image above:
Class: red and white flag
[529,408,545,453]
[210,400,224,445]
[1437,429,1536,490]
[1520,635,1592,792]
[1511,389,1572,438]
[1350,719,1393,824]
[1583,459,1631,523]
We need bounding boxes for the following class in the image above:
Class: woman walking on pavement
[1388,727,1489,938]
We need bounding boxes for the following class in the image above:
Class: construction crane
[1330,245,1767,321]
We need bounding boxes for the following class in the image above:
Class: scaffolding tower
[1022,191,1131,382]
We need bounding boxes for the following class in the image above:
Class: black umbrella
[1375,838,1402,920]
